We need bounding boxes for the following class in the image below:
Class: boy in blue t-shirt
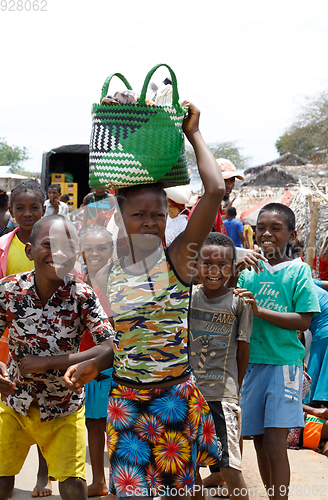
[234,203,320,500]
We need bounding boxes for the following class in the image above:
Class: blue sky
[1,0,328,173]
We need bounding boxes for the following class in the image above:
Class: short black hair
[48,184,62,194]
[203,232,236,263]
[30,214,77,246]
[0,188,9,209]
[116,183,167,211]
[257,203,295,231]
[227,206,237,217]
[79,225,113,250]
[10,180,45,207]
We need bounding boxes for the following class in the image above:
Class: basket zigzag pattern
[89,105,185,187]
[89,122,154,185]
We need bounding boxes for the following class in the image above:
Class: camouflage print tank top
[107,249,191,384]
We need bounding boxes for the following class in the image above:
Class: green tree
[0,138,29,173]
[275,90,328,160]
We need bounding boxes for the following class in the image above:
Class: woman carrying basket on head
[65,101,225,497]
[64,62,225,497]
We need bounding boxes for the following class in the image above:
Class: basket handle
[100,73,133,102]
[139,63,180,106]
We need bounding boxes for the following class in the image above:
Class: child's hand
[0,362,16,395]
[235,251,268,276]
[64,359,99,394]
[234,288,260,316]
[19,355,49,376]
[181,101,200,141]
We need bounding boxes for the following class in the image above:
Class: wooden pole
[306,195,319,270]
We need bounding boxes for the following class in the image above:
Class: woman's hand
[181,101,200,141]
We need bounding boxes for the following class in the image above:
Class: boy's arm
[236,296,252,388]
[19,339,113,376]
[234,288,313,331]
[64,348,113,394]
[303,405,328,420]
[256,310,312,331]
[320,280,328,291]
[168,102,225,283]
[237,341,250,389]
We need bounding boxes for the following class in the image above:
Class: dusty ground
[10,438,328,500]
[240,439,328,500]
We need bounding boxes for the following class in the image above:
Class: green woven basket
[89,63,190,188]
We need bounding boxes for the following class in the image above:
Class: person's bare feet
[202,471,226,488]
[88,481,109,497]
[31,477,52,497]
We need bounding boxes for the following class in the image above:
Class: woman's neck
[124,246,162,273]
[16,227,32,245]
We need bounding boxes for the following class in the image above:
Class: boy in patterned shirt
[0,215,114,500]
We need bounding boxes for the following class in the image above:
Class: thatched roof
[289,181,328,257]
[241,165,299,187]
[244,153,307,175]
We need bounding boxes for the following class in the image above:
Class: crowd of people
[0,102,327,500]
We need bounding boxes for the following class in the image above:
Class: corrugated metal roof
[0,166,28,179]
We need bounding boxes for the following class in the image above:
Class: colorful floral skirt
[106,375,219,497]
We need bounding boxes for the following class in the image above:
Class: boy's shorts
[240,363,304,436]
[0,399,86,482]
[302,414,325,451]
[85,368,112,419]
[207,401,242,472]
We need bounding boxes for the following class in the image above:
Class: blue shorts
[240,364,304,436]
[85,368,112,420]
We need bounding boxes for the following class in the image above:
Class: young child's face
[29,219,78,281]
[256,211,296,260]
[196,244,234,293]
[10,190,44,231]
[120,189,167,251]
[81,233,112,274]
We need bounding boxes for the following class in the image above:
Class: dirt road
[10,439,328,500]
